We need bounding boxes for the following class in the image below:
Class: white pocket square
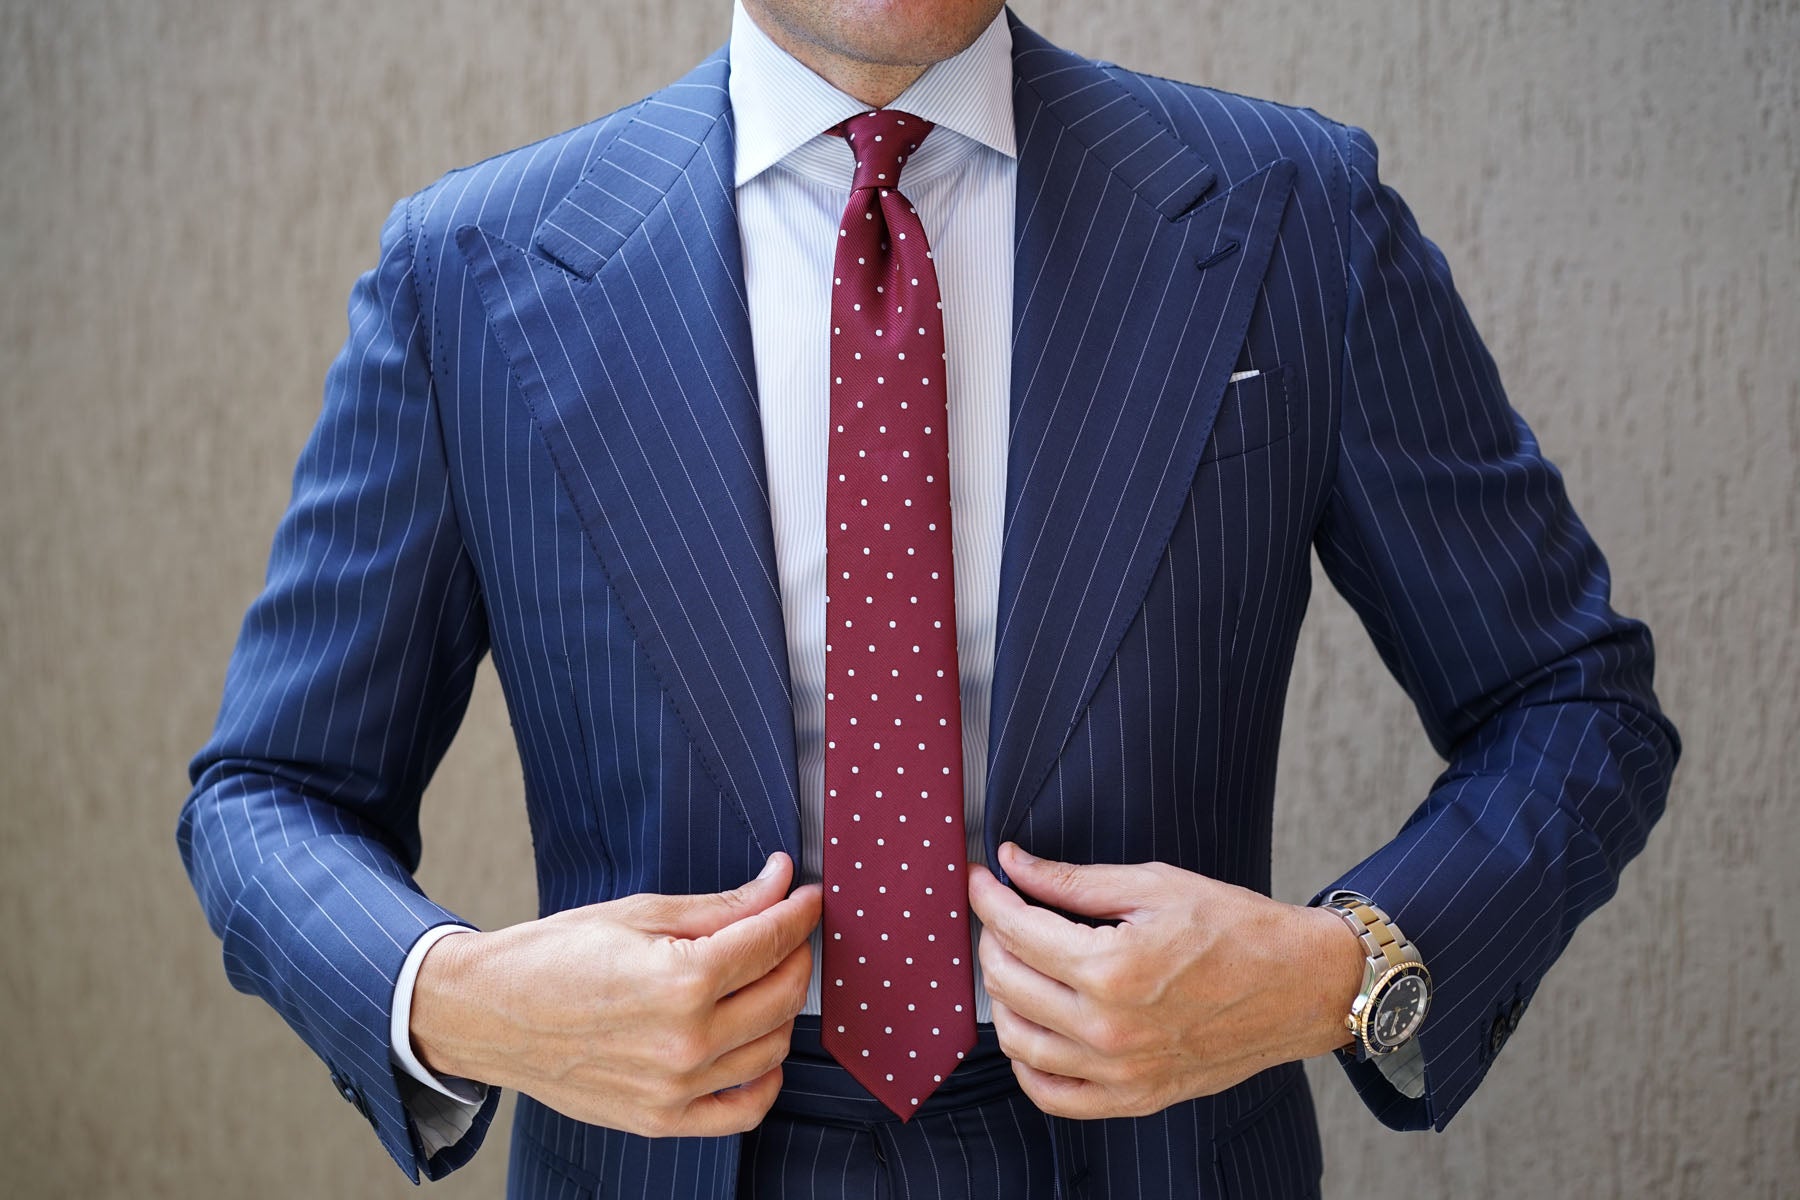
[1228,369,1262,383]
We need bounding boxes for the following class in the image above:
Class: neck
[740,1,930,108]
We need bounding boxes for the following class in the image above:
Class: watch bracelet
[1324,890,1422,972]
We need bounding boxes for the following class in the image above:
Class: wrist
[1294,903,1363,1056]
[410,927,492,1083]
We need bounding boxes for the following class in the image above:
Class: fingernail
[1005,842,1035,865]
[758,852,783,880]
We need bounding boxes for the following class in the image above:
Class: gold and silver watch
[1322,890,1432,1062]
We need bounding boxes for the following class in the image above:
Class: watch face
[1370,969,1430,1051]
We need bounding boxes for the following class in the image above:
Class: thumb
[622,851,795,939]
[999,842,1159,922]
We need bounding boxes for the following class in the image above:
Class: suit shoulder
[1098,62,1355,193]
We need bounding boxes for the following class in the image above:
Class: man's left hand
[966,842,1364,1120]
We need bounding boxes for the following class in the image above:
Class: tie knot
[836,109,933,192]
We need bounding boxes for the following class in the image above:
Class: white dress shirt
[387,1,1017,1138]
[731,0,1016,1019]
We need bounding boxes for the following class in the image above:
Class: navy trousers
[737,1019,1056,1199]
[507,1019,1324,1198]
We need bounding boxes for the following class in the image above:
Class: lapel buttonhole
[1194,239,1240,272]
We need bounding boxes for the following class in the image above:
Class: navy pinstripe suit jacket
[179,14,1678,1197]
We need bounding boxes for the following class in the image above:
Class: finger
[978,925,1083,1038]
[1011,1059,1106,1120]
[691,1016,798,1096]
[677,1062,786,1136]
[989,996,1095,1081]
[624,852,797,939]
[709,933,814,1049]
[693,881,823,999]
[966,861,1096,984]
[999,842,1163,922]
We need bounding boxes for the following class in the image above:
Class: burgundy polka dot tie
[820,109,976,1119]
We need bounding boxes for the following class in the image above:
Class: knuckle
[666,1030,712,1075]
[645,1072,687,1108]
[663,962,713,1012]
[1121,1082,1161,1118]
[976,932,1007,976]
[783,979,811,1017]
[637,1107,680,1139]
[1089,1016,1131,1057]
[1088,956,1136,1002]
[1072,957,1113,999]
[734,1096,776,1133]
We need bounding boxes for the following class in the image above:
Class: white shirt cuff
[1374,1035,1427,1099]
[390,924,488,1106]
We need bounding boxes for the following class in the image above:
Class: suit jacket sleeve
[177,194,501,1180]
[1309,124,1680,1130]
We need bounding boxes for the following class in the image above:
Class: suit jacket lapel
[455,51,803,866]
[985,19,1298,857]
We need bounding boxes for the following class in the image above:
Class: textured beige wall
[2,0,1794,1195]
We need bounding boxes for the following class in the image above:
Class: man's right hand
[409,852,821,1137]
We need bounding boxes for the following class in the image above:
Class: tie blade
[821,1012,977,1121]
[821,100,977,1127]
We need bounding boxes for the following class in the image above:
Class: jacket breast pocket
[1199,365,1292,465]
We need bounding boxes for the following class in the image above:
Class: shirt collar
[728,0,1015,188]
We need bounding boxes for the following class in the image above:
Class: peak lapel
[455,52,802,864]
[986,21,1298,855]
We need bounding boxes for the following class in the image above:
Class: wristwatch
[1322,890,1432,1061]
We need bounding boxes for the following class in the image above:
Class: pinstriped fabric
[736,1093,1057,1199]
[178,10,1676,1198]
[177,186,506,1181]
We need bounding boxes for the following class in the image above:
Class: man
[178,0,1679,1195]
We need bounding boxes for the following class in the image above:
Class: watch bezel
[1350,960,1432,1057]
